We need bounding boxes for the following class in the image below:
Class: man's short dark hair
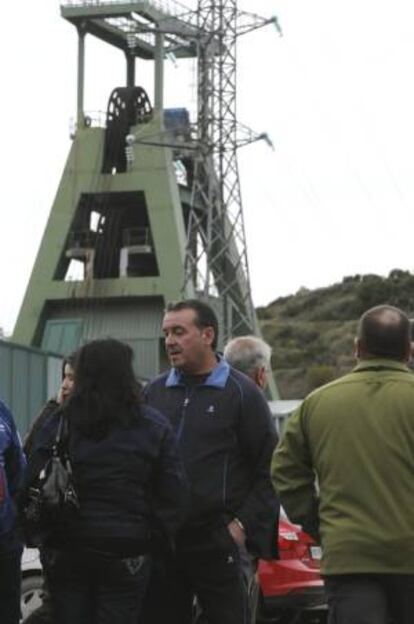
[166,299,219,350]
[358,305,410,361]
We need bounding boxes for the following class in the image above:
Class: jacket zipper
[176,385,231,516]
[0,467,6,504]
[222,454,229,507]
[176,389,191,441]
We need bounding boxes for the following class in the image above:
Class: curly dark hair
[63,339,142,438]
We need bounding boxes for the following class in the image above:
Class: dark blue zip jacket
[0,400,26,550]
[24,404,189,551]
[144,358,279,559]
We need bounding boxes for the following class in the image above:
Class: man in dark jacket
[0,399,26,624]
[143,299,279,624]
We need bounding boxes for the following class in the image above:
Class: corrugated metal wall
[47,300,164,340]
[43,298,165,379]
[0,340,62,436]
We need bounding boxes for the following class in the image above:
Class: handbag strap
[54,414,65,445]
[52,414,70,458]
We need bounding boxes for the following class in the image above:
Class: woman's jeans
[43,547,151,624]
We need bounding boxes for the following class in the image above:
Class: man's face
[60,363,75,402]
[162,308,214,373]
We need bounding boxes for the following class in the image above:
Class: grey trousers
[324,574,414,624]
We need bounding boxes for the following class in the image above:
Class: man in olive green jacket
[272,305,414,624]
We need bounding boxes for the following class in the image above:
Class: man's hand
[227,519,246,546]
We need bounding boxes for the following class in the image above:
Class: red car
[254,512,327,623]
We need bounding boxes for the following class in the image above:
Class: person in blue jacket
[0,399,26,624]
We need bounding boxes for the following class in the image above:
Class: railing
[67,230,98,249]
[106,17,156,46]
[84,110,107,128]
[69,111,107,137]
[122,227,152,247]
[60,0,191,17]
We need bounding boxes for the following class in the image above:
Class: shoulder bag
[21,414,79,545]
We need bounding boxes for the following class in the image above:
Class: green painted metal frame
[13,115,194,347]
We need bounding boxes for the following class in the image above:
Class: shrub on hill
[259,269,414,399]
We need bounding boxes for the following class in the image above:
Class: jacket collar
[165,355,230,389]
[354,358,410,373]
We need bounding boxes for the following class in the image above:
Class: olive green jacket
[272,359,414,575]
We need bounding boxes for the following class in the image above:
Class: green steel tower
[13,0,279,395]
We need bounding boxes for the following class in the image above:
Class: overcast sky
[1,0,413,333]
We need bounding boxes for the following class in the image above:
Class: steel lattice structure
[184,0,277,340]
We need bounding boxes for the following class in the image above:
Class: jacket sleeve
[150,423,189,546]
[271,403,320,540]
[1,403,26,500]
[234,381,279,551]
[24,400,59,458]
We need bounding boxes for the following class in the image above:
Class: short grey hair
[224,335,272,376]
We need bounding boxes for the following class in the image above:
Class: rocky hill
[258,269,414,399]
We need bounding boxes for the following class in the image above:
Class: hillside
[258,269,414,399]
